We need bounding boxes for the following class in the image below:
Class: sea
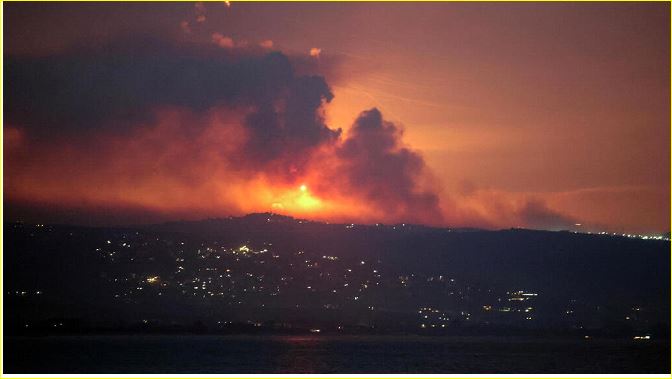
[4,335,669,374]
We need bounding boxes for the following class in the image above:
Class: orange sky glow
[4,2,670,234]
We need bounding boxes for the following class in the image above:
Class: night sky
[4,2,670,234]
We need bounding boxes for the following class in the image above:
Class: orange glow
[5,106,385,225]
[3,3,668,234]
[5,102,667,234]
[309,48,321,58]
[269,184,323,215]
[1,108,650,232]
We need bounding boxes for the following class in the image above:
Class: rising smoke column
[332,108,443,225]
[4,37,443,225]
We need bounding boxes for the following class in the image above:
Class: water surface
[5,335,669,373]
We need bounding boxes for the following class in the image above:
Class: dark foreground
[5,335,670,374]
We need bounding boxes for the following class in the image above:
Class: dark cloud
[517,199,577,231]
[243,75,340,177]
[5,37,344,180]
[5,38,293,134]
[5,36,440,225]
[335,108,442,224]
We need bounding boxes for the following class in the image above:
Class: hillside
[4,214,670,336]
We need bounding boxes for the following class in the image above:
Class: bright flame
[268,183,322,214]
[296,191,321,209]
[309,48,321,58]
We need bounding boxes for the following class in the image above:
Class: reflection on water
[275,336,325,373]
[282,335,323,344]
[5,335,670,374]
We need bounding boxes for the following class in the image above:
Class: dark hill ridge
[148,212,668,296]
[4,214,670,336]
[151,212,478,232]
